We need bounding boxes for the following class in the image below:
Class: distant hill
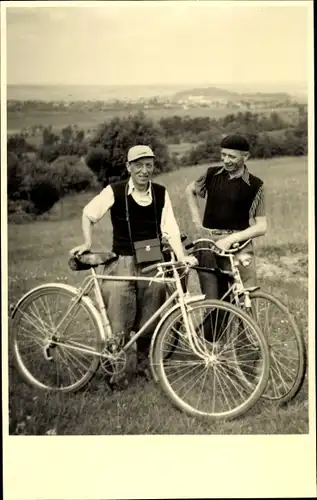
[173,86,240,100]
[7,83,305,103]
[239,92,293,101]
[172,86,293,102]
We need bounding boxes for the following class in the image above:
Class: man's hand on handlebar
[69,243,91,257]
[214,235,238,251]
[182,255,198,266]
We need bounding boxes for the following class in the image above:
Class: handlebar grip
[185,241,194,250]
[185,239,226,256]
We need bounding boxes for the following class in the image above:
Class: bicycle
[185,236,307,405]
[10,242,271,421]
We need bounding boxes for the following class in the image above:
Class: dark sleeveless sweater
[202,167,263,230]
[110,180,166,255]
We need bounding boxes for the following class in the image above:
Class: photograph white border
[2,1,316,498]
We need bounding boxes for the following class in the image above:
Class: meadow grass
[7,156,309,435]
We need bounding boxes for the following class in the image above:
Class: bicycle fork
[184,305,213,357]
[172,269,209,358]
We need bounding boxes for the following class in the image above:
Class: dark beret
[220,134,250,152]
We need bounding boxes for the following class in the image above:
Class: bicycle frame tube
[55,259,213,359]
[217,260,253,310]
[90,268,112,338]
[74,263,187,336]
[172,266,201,354]
[81,267,182,339]
[51,283,96,338]
[87,263,208,358]
[123,289,179,350]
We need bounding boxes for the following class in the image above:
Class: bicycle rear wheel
[153,299,270,420]
[248,290,307,404]
[11,284,103,392]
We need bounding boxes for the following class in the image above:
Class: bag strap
[125,181,160,256]
[125,181,135,257]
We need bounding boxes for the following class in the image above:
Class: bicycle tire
[11,284,103,392]
[248,290,307,404]
[153,299,270,420]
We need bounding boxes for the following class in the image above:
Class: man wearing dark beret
[186,133,267,301]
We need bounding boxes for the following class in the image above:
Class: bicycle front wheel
[249,290,307,404]
[153,299,270,420]
[11,284,103,392]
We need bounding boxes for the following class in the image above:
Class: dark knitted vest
[202,166,263,230]
[110,180,166,255]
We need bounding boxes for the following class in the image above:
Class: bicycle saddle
[68,251,118,271]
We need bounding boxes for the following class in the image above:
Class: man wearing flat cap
[71,145,195,382]
[186,133,267,302]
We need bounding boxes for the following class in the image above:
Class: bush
[50,156,99,195]
[182,124,308,165]
[38,145,60,164]
[7,135,37,156]
[85,147,110,185]
[7,154,97,218]
[88,111,171,186]
[7,156,98,221]
[14,156,61,215]
[28,179,61,215]
[181,138,221,166]
[38,141,89,164]
[7,152,22,200]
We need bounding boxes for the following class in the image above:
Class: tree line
[7,108,308,221]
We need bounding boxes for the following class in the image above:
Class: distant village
[7,90,300,113]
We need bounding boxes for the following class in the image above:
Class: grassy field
[7,156,309,435]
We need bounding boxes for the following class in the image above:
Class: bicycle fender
[10,283,106,342]
[149,294,205,382]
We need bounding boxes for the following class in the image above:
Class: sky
[5,1,311,88]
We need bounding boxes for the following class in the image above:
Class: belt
[208,229,235,235]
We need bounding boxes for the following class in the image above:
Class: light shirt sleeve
[83,185,115,223]
[161,190,180,247]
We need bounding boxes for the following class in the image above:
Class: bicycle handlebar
[185,238,252,257]
[141,260,190,276]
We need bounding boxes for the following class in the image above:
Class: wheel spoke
[250,292,306,402]
[20,309,48,338]
[155,300,268,419]
[12,288,100,391]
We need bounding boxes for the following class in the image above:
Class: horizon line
[7,81,308,87]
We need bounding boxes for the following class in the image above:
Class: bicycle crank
[100,348,127,375]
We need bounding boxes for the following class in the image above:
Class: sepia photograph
[2,0,315,498]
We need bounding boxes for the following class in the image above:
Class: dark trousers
[195,234,257,342]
